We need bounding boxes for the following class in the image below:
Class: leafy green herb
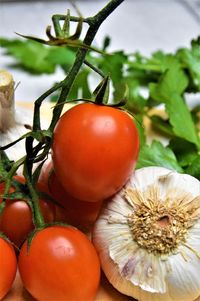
[136,140,183,172]
[149,62,200,148]
[1,35,200,179]
[168,138,198,168]
[185,155,200,180]
[0,38,75,74]
[176,37,200,90]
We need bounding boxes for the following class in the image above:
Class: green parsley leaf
[96,51,127,86]
[136,140,183,172]
[0,38,55,74]
[150,115,174,137]
[168,137,198,168]
[176,37,200,90]
[68,69,91,100]
[0,38,75,74]
[150,62,200,148]
[185,155,200,180]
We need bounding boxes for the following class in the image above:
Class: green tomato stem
[23,0,124,229]
[23,162,45,228]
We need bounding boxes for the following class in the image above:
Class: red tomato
[49,169,103,230]
[38,160,53,193]
[18,226,100,301]
[0,237,17,299]
[0,176,55,247]
[39,160,103,229]
[52,103,140,202]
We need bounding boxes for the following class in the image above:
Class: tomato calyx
[61,75,127,108]
[26,222,77,253]
[93,75,127,107]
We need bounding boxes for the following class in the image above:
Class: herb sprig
[1,33,200,179]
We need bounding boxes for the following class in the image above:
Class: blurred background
[0,0,200,102]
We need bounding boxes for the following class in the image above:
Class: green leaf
[0,38,55,74]
[128,52,178,74]
[169,138,198,167]
[150,61,188,99]
[136,140,183,172]
[150,63,200,148]
[167,94,200,147]
[185,155,200,180]
[97,51,127,86]
[47,47,75,70]
[68,69,91,100]
[0,38,75,74]
[150,115,174,137]
[176,37,200,89]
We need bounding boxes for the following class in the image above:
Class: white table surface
[1,0,200,102]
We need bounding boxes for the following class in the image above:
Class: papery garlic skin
[0,70,32,161]
[93,166,200,301]
[0,70,15,131]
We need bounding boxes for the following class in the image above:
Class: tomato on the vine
[18,226,100,301]
[0,176,55,247]
[39,160,103,230]
[52,103,140,202]
[0,237,17,299]
[50,168,103,229]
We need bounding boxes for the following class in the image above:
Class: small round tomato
[38,160,53,194]
[0,237,17,299]
[49,169,103,230]
[39,160,103,230]
[52,103,139,202]
[0,176,55,247]
[18,226,100,301]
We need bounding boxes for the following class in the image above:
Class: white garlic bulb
[93,166,200,301]
[0,70,32,161]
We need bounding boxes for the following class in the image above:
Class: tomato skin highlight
[18,226,100,301]
[52,103,140,202]
[0,237,17,299]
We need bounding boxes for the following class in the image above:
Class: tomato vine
[0,0,125,229]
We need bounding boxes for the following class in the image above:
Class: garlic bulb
[93,166,200,301]
[0,70,32,161]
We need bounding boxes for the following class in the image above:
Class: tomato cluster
[0,226,100,301]
[0,175,55,247]
[0,103,139,300]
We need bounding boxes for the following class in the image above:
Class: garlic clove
[0,70,33,161]
[93,166,200,301]
[0,70,47,164]
[166,245,200,301]
[0,69,15,131]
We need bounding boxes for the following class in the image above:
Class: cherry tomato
[38,160,53,194]
[52,103,139,202]
[39,160,103,230]
[18,226,100,301]
[0,176,55,247]
[0,237,17,299]
[49,169,103,230]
